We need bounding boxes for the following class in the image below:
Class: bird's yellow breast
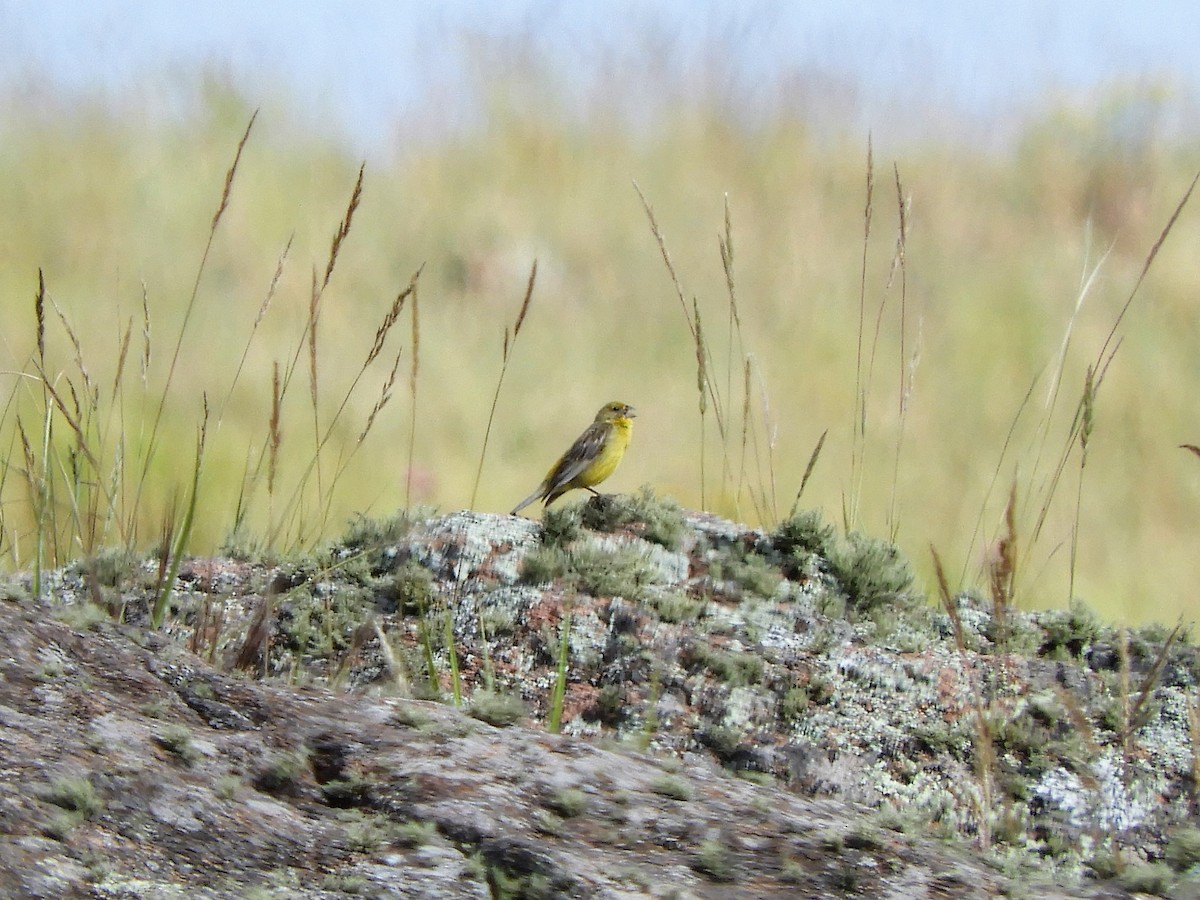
[573,415,633,489]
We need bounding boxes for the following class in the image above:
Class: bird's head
[596,401,636,424]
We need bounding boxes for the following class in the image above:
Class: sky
[1,2,1197,153]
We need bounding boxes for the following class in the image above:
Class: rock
[3,501,1191,897]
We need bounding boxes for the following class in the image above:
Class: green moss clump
[1165,827,1200,872]
[697,724,744,763]
[779,686,809,723]
[54,602,110,632]
[253,749,310,795]
[521,546,572,585]
[391,560,436,615]
[544,787,588,818]
[649,774,693,801]
[828,531,916,617]
[468,690,526,727]
[154,724,201,766]
[579,485,687,550]
[341,509,428,549]
[37,775,103,840]
[337,809,431,852]
[586,684,625,726]
[540,505,583,546]
[522,543,655,599]
[395,819,439,847]
[320,774,373,808]
[38,776,103,818]
[1036,600,1105,660]
[648,592,705,624]
[1116,862,1174,896]
[84,547,140,588]
[709,544,782,600]
[390,704,431,729]
[680,640,764,686]
[693,839,737,882]
[772,510,837,571]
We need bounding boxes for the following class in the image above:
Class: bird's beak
[626,405,637,417]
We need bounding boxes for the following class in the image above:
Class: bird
[511,401,637,515]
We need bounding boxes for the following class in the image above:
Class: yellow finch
[511,401,636,515]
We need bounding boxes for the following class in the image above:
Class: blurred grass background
[1,61,1198,626]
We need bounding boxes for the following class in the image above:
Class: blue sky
[2,2,1197,152]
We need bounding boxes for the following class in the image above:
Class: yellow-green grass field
[1,77,1198,626]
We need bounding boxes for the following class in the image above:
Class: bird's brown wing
[543,421,610,500]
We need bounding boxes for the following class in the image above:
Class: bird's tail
[510,485,546,516]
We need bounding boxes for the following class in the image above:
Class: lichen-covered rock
[5,497,1195,896]
[2,593,1047,899]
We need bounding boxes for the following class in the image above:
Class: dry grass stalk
[321,163,364,292]
[850,167,900,533]
[49,296,96,404]
[133,112,257,530]
[1093,168,1200,379]
[848,138,874,532]
[211,110,258,229]
[154,495,178,597]
[471,260,536,509]
[634,182,729,435]
[359,349,403,444]
[988,482,1018,650]
[740,360,779,525]
[405,278,421,507]
[112,319,132,401]
[15,416,43,595]
[34,269,45,366]
[1029,169,1198,561]
[268,362,281,500]
[233,585,277,676]
[189,593,226,663]
[240,174,393,550]
[331,620,377,690]
[694,298,709,510]
[1054,685,1100,760]
[151,403,208,628]
[760,374,779,523]
[268,264,421,547]
[886,164,911,543]
[736,357,750,518]
[720,194,746,506]
[1118,622,1183,775]
[307,268,323,498]
[788,429,827,518]
[366,278,416,367]
[634,181,695,343]
[372,620,409,694]
[140,282,151,385]
[315,348,404,532]
[31,371,96,470]
[513,260,536,337]
[1045,235,1111,414]
[220,235,293,426]
[962,376,1038,588]
[637,183,742,511]
[932,545,995,849]
[719,194,741,348]
[1068,367,1096,600]
[275,166,368,412]
[932,545,966,650]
